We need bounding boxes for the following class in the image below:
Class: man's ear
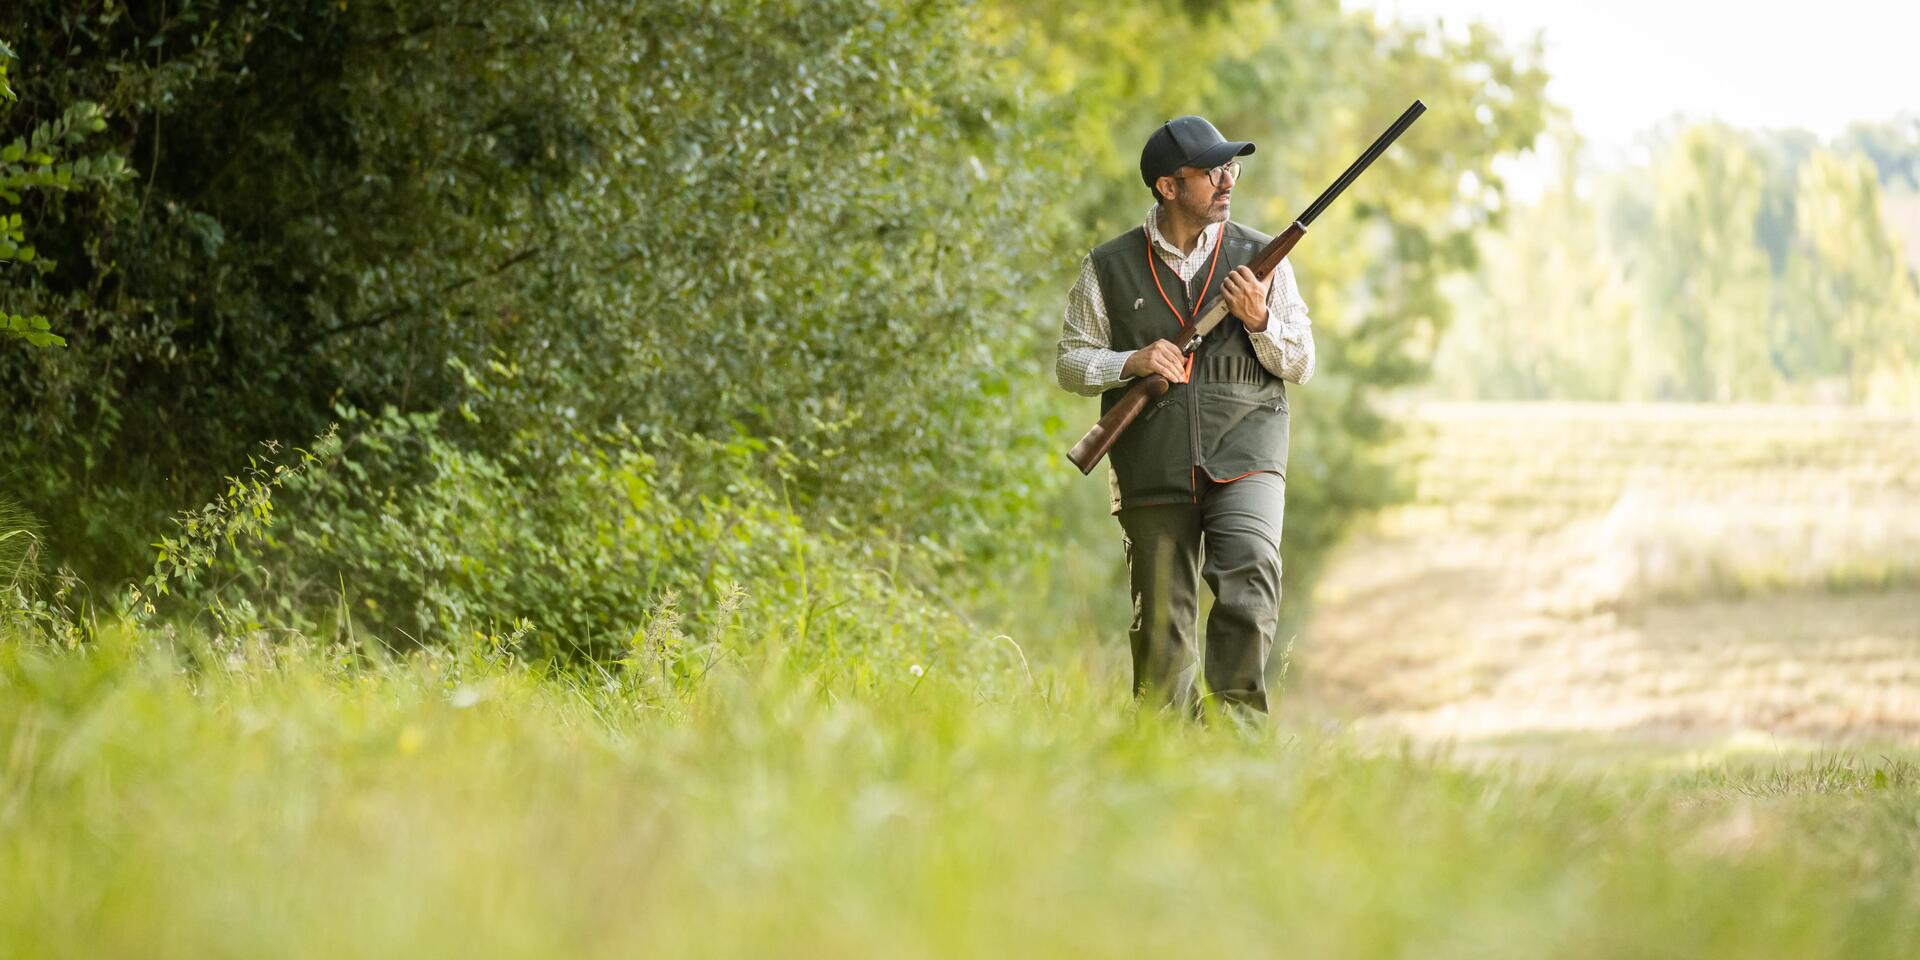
[1154,174,1176,203]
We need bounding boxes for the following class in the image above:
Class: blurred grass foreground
[4,628,1919,959]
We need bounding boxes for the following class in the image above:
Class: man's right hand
[1123,339,1188,383]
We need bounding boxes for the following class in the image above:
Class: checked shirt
[1056,205,1315,396]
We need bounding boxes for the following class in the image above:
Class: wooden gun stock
[1065,374,1171,474]
[1062,99,1425,476]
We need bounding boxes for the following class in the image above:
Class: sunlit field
[1306,403,1920,749]
[3,627,1918,959]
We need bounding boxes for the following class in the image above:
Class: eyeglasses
[1172,160,1243,189]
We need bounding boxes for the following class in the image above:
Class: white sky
[1370,0,1920,175]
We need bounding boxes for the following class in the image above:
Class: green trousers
[1117,471,1286,718]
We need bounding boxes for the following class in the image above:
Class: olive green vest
[1092,219,1290,511]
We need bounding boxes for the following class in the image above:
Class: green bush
[202,404,974,673]
[0,0,1062,591]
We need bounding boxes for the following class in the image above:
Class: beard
[1179,182,1230,224]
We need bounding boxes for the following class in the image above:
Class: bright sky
[1370,0,1920,168]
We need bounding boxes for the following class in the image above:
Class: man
[1056,115,1314,718]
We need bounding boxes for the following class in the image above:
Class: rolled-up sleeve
[1055,256,1136,397]
[1248,257,1314,384]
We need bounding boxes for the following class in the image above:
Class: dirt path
[1294,404,1920,749]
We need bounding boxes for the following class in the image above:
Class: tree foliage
[1780,149,1920,401]
[1437,120,1920,406]
[1,0,1057,588]
[3,0,1553,653]
[0,39,126,348]
[1640,125,1776,401]
[1433,128,1634,402]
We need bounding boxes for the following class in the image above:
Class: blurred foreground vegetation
[3,627,1918,958]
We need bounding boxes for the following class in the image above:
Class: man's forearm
[1249,322,1314,384]
[1249,258,1314,384]
[1056,256,1136,396]
[1056,346,1136,396]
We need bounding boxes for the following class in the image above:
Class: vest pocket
[1196,381,1286,466]
[1198,381,1283,410]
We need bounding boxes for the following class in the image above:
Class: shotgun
[1065,99,1427,475]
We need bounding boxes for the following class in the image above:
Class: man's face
[1164,164,1234,223]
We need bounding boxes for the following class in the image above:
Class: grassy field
[1304,402,1920,747]
[3,626,1919,959]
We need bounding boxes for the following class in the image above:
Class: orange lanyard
[1143,225,1223,380]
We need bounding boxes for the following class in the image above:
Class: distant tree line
[1436,116,1920,405]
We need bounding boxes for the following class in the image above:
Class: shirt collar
[1144,205,1221,261]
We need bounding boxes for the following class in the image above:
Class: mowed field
[1301,402,1920,751]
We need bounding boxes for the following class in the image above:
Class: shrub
[207,405,975,674]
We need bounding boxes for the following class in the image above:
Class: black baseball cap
[1140,115,1255,190]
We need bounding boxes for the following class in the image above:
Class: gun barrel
[1296,99,1425,227]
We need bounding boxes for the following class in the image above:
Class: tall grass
[2,623,1916,959]
[0,494,40,595]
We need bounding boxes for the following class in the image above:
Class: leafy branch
[0,40,131,349]
[129,426,342,618]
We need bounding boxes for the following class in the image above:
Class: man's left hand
[1222,265,1269,332]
